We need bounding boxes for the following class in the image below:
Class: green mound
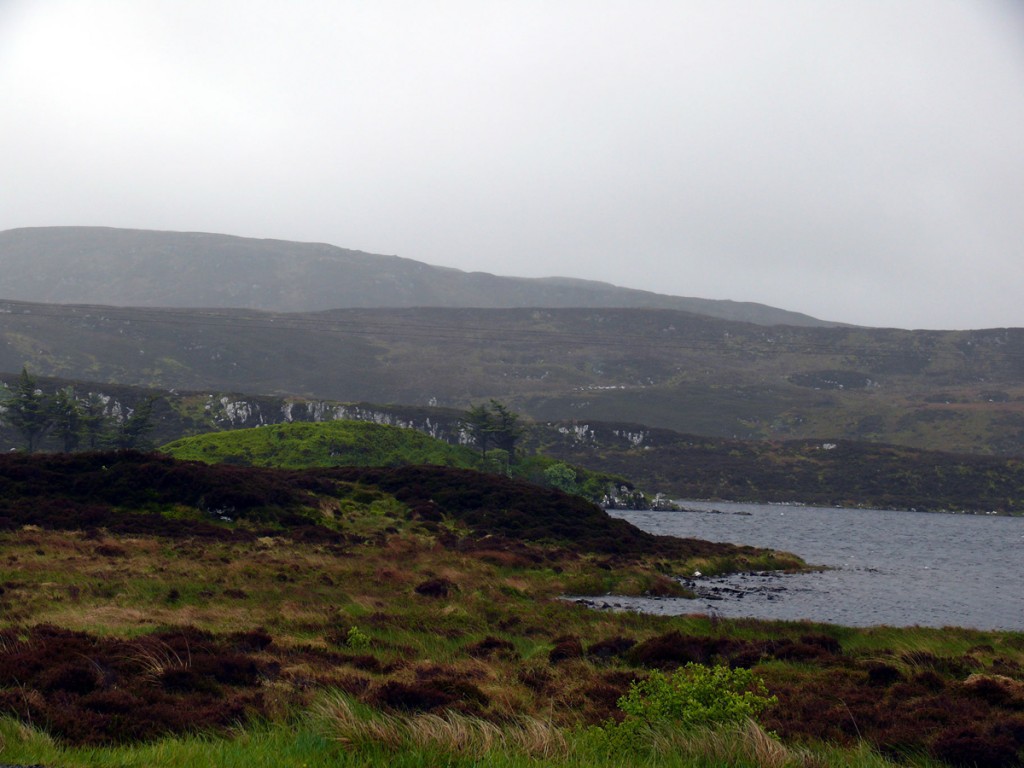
[161,419,481,470]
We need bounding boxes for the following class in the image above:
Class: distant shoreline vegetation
[5,368,1024,515]
[159,417,632,508]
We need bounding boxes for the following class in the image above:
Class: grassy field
[1,450,1022,766]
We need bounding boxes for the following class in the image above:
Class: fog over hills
[0,227,832,327]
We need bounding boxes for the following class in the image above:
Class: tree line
[0,368,156,453]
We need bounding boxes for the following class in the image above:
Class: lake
[599,502,1024,631]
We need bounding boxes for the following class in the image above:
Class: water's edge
[593,502,1024,631]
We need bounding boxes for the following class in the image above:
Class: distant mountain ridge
[0,226,832,327]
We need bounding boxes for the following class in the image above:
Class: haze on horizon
[1,1,1022,331]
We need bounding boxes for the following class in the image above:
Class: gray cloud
[1,0,1022,329]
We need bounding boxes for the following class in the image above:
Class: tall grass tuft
[645,719,792,767]
[127,638,192,682]
[315,692,568,760]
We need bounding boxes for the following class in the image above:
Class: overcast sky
[2,1,1022,330]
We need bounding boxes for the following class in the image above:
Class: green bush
[619,663,775,726]
[543,462,578,494]
[345,626,371,649]
[590,663,776,752]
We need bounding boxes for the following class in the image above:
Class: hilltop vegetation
[160,420,625,505]
[161,419,483,469]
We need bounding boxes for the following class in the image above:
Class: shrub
[590,663,776,752]
[586,635,636,662]
[618,663,776,728]
[466,636,518,659]
[930,726,1022,767]
[627,630,721,668]
[414,578,454,598]
[345,626,371,650]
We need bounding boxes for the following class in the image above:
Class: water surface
[601,503,1024,630]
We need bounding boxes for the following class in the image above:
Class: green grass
[161,420,483,470]
[161,420,625,505]
[0,706,933,768]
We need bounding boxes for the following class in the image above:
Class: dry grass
[316,692,570,760]
[3,513,1024,765]
[126,638,192,683]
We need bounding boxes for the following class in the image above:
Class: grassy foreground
[1,452,1023,767]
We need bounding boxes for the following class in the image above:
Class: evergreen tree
[113,397,157,450]
[80,392,109,449]
[464,402,495,458]
[487,400,523,464]
[2,368,53,452]
[51,386,83,452]
[462,400,523,473]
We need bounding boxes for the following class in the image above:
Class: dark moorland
[0,451,1022,767]
[0,451,749,562]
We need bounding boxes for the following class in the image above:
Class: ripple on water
[605,503,1024,630]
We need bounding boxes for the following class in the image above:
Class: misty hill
[2,302,1023,456]
[0,226,831,326]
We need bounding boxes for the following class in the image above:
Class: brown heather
[0,451,1022,766]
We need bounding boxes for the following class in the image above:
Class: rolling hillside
[0,226,830,326]
[2,301,1023,455]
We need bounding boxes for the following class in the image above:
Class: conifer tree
[51,386,83,452]
[113,396,157,450]
[487,400,523,463]
[80,392,109,449]
[2,368,53,452]
[463,399,523,472]
[464,402,495,458]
